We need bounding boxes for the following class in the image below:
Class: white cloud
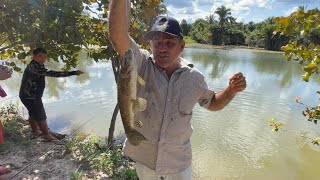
[284,6,299,16]
[163,0,319,23]
[164,0,193,9]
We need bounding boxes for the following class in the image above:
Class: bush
[0,103,31,145]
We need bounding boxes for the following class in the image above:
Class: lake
[1,48,320,179]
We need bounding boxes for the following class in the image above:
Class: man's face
[149,32,185,71]
[33,52,47,64]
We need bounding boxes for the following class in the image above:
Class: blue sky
[163,0,320,23]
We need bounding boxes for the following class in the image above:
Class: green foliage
[247,21,256,32]
[245,17,289,50]
[65,134,138,179]
[311,137,320,145]
[185,5,293,47]
[0,102,31,145]
[268,118,284,132]
[69,170,85,180]
[273,8,320,146]
[112,167,139,180]
[245,30,264,47]
[183,36,197,44]
[0,0,165,70]
[188,6,248,46]
[226,27,245,45]
[271,96,320,146]
[189,19,213,44]
[294,93,320,124]
[180,19,191,36]
[214,5,232,28]
[274,8,320,81]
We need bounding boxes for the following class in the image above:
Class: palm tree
[247,21,255,32]
[214,5,232,45]
[206,14,216,24]
[214,5,232,28]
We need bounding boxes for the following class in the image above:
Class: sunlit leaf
[307,63,317,69]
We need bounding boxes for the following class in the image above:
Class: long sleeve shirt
[19,60,77,99]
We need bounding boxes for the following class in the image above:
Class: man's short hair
[33,48,47,55]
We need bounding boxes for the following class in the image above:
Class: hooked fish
[118,48,147,146]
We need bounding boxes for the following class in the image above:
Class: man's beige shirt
[123,39,215,174]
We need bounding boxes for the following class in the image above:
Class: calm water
[1,48,320,179]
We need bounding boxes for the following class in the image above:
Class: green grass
[1,102,32,146]
[65,134,138,179]
[70,170,85,180]
[183,36,197,44]
[1,103,138,179]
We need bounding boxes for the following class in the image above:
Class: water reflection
[182,48,320,179]
[1,48,320,179]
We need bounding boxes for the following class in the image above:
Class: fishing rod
[9,109,105,180]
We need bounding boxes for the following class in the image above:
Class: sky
[162,0,320,23]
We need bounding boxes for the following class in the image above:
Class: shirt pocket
[178,84,201,115]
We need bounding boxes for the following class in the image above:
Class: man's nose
[157,42,168,51]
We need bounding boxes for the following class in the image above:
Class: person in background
[0,64,13,177]
[19,48,84,141]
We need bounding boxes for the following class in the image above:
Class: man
[109,1,247,179]
[19,48,83,141]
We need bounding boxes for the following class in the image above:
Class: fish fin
[137,75,145,86]
[132,97,147,113]
[127,130,147,146]
[134,120,143,128]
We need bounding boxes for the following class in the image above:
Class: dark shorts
[20,98,47,121]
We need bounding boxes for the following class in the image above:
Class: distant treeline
[180,6,320,51]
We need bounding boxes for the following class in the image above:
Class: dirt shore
[0,114,130,180]
[1,138,78,180]
[185,43,283,53]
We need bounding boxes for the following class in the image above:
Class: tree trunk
[107,49,120,149]
[107,103,119,149]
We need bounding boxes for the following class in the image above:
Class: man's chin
[155,60,167,68]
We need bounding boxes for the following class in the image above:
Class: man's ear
[180,40,185,52]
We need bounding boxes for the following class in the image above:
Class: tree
[273,8,320,145]
[226,28,245,45]
[189,19,212,44]
[206,14,216,24]
[214,5,235,45]
[274,8,320,81]
[247,21,256,32]
[0,0,165,147]
[180,19,191,36]
[214,5,232,28]
[244,17,289,50]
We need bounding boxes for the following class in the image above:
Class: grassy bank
[183,36,284,53]
[184,36,197,44]
[0,103,137,180]
[185,43,284,53]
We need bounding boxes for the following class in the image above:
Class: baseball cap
[144,16,183,40]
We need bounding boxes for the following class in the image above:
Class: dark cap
[144,16,183,40]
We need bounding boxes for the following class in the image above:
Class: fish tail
[127,130,147,146]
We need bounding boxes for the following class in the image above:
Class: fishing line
[9,108,106,180]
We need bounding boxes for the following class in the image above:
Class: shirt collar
[148,55,194,70]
